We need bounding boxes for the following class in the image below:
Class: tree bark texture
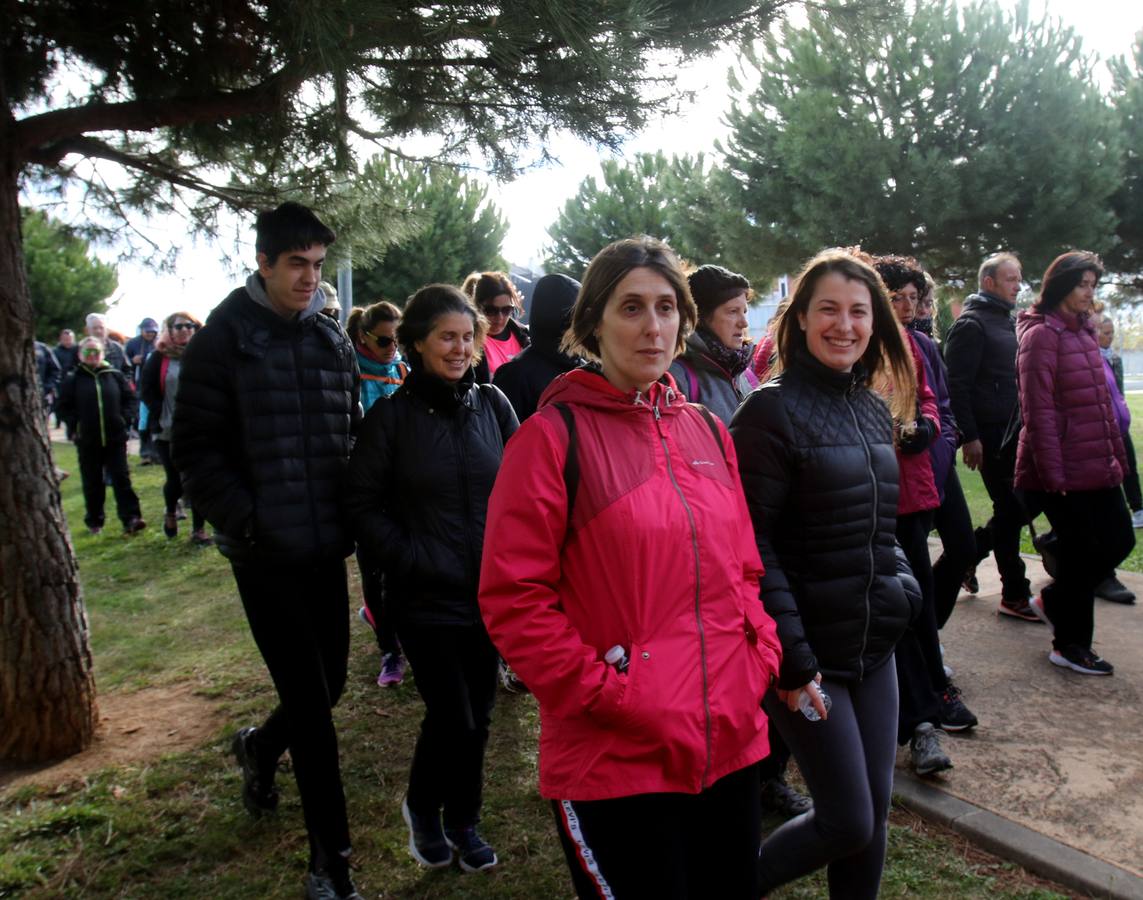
[0,149,98,762]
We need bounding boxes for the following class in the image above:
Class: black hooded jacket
[346,368,519,626]
[943,291,1019,445]
[57,363,136,447]
[492,273,582,421]
[729,349,914,689]
[172,284,360,565]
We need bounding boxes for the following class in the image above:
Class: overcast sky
[37,0,1141,335]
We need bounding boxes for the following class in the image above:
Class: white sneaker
[1132,509,1143,529]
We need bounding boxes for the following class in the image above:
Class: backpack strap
[691,403,727,462]
[552,402,578,530]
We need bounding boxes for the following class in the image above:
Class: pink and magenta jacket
[478,368,781,801]
[1015,307,1127,493]
[896,331,941,515]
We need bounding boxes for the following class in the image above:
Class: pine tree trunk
[0,150,98,762]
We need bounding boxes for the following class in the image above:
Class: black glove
[898,416,936,455]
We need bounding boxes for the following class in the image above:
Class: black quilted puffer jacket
[729,348,914,689]
[172,287,360,564]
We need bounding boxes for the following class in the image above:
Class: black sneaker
[962,567,979,594]
[445,825,498,873]
[759,776,813,819]
[1095,576,1136,605]
[1049,645,1114,675]
[231,726,279,816]
[305,869,363,900]
[910,723,952,776]
[939,684,978,732]
[401,798,451,868]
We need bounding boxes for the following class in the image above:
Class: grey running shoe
[911,723,953,776]
[760,776,813,818]
[231,726,279,816]
[1049,645,1114,676]
[305,869,363,900]
[1095,576,1135,605]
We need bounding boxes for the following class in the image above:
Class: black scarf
[695,325,753,378]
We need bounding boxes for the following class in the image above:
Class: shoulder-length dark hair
[772,248,916,422]
[471,272,521,312]
[1036,251,1103,313]
[397,285,488,370]
[560,237,697,360]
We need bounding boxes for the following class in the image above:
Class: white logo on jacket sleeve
[691,459,715,467]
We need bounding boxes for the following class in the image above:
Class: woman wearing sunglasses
[467,271,530,381]
[346,300,410,687]
[140,311,209,544]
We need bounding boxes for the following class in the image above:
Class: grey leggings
[758,656,899,899]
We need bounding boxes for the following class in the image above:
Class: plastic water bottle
[798,683,832,721]
[604,645,629,672]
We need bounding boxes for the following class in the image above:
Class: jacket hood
[1016,306,1090,341]
[536,365,685,415]
[528,273,581,351]
[245,272,324,321]
[963,291,1015,317]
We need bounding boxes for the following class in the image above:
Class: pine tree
[2,0,790,761]
[721,0,1122,282]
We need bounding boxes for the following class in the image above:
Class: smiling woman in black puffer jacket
[345,284,518,875]
[730,248,919,900]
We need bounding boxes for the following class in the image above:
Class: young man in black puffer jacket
[172,202,363,900]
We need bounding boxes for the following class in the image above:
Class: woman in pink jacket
[1017,251,1134,675]
[478,237,781,899]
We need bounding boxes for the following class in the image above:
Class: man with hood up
[492,273,582,421]
[172,202,364,900]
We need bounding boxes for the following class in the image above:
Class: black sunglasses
[172,322,198,332]
[367,331,395,348]
[482,305,514,318]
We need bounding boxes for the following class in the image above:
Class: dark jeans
[356,549,400,658]
[554,763,762,899]
[1029,489,1134,650]
[231,558,351,870]
[398,622,499,830]
[152,439,203,531]
[76,440,140,528]
[895,509,946,742]
[975,423,1030,603]
[931,467,977,628]
[1123,432,1142,512]
[758,658,899,900]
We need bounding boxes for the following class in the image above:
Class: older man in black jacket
[944,252,1034,620]
[173,202,363,900]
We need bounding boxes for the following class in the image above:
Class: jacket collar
[403,366,477,411]
[788,345,867,395]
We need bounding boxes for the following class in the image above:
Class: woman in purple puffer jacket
[1015,251,1134,676]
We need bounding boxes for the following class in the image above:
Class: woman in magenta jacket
[1017,251,1134,675]
[478,237,781,899]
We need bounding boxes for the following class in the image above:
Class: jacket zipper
[455,406,477,591]
[652,402,713,788]
[845,393,875,680]
[94,369,106,446]
[293,332,321,549]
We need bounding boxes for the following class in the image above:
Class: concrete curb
[894,771,1143,899]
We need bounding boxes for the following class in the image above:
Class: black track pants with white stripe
[552,762,762,899]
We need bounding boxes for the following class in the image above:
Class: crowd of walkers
[38,200,1139,900]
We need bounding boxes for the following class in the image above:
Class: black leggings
[356,549,400,658]
[1030,488,1134,650]
[931,467,977,628]
[398,622,499,830]
[758,658,899,900]
[153,439,204,530]
[895,509,946,742]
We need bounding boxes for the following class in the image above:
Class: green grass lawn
[0,441,1069,898]
[957,392,1143,573]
